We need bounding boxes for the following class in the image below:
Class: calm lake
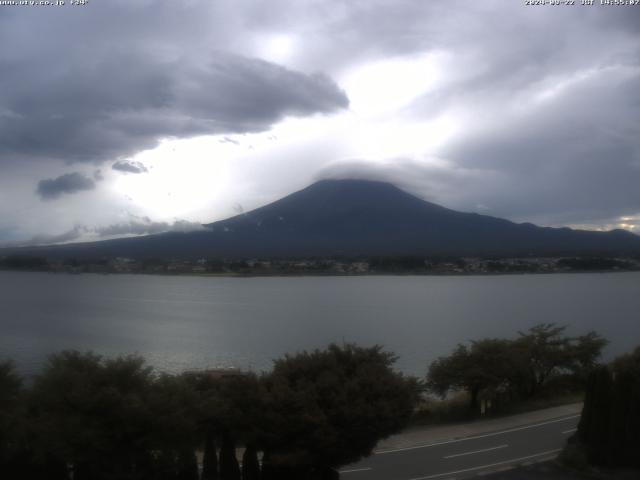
[1,271,639,377]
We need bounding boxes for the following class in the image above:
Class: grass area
[410,392,475,426]
[410,391,584,427]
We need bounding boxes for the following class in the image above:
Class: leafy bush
[0,345,419,479]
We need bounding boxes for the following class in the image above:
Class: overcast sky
[1,0,639,246]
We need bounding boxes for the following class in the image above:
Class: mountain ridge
[2,179,639,259]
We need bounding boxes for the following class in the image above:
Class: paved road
[340,414,579,480]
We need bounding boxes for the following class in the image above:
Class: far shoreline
[2,267,639,279]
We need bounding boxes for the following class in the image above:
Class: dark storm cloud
[435,64,640,226]
[112,161,149,174]
[0,51,347,166]
[36,173,96,201]
[0,2,348,168]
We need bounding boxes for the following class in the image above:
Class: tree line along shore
[2,254,640,276]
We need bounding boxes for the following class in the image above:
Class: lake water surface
[1,271,639,376]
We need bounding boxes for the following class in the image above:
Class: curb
[373,403,583,454]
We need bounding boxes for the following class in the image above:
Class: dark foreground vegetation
[561,346,640,472]
[0,344,418,480]
[2,327,636,479]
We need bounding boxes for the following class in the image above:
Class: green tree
[569,331,609,381]
[148,373,201,479]
[176,449,199,480]
[219,431,241,480]
[29,351,159,480]
[260,344,419,478]
[201,429,219,480]
[427,325,607,410]
[514,324,607,396]
[184,371,264,480]
[0,361,22,446]
[0,361,28,477]
[577,347,640,468]
[515,323,572,396]
[427,339,519,411]
[241,445,260,480]
[577,365,613,465]
[608,347,640,467]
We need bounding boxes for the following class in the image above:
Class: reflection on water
[1,271,639,376]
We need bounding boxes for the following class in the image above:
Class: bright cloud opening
[341,52,445,116]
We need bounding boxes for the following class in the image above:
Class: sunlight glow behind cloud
[341,52,444,116]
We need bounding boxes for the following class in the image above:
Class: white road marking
[408,448,562,480]
[376,415,579,454]
[339,467,372,474]
[478,465,514,476]
[562,428,577,434]
[443,444,508,459]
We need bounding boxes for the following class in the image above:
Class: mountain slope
[4,179,640,259]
